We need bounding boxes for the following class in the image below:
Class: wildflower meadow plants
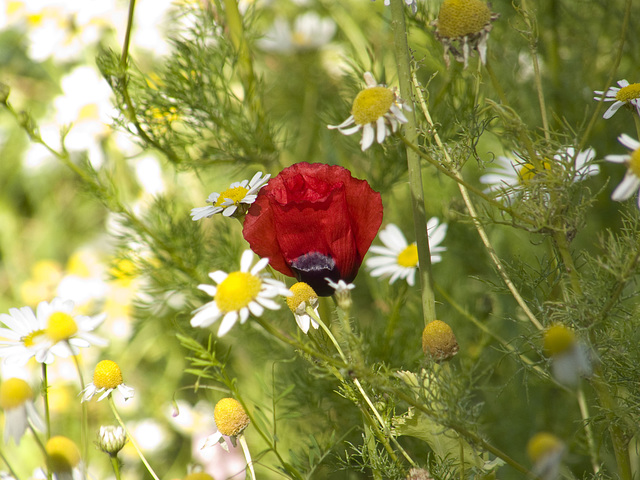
[0,0,639,479]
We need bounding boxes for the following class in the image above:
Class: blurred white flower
[604,134,640,209]
[258,12,336,53]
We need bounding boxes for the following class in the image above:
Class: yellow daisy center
[21,329,46,347]
[0,378,33,409]
[526,432,563,463]
[543,324,575,356]
[46,312,78,343]
[518,160,552,184]
[352,86,394,126]
[397,244,419,268]
[286,282,317,313]
[615,83,640,102]
[437,0,491,38]
[215,272,262,313]
[629,148,640,177]
[214,397,250,436]
[46,436,81,472]
[93,360,124,390]
[422,320,459,361]
[214,186,249,207]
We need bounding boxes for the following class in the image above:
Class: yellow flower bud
[422,320,459,361]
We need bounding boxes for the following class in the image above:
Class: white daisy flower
[328,72,410,151]
[480,147,599,202]
[286,282,320,334]
[81,360,134,402]
[604,134,640,208]
[191,172,271,220]
[191,250,292,336]
[594,79,640,119]
[0,298,107,366]
[366,218,448,287]
[0,378,44,444]
[258,12,336,53]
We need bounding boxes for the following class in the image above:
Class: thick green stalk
[389,0,436,327]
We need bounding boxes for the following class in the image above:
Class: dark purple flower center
[290,252,341,297]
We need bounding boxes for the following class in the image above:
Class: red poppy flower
[243,162,383,296]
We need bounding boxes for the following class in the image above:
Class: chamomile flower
[325,278,355,310]
[0,378,44,444]
[191,172,271,220]
[45,436,81,478]
[191,250,291,337]
[422,320,459,361]
[594,79,640,119]
[366,218,448,286]
[81,360,134,402]
[202,398,250,452]
[527,432,565,480]
[286,282,320,334]
[543,325,592,386]
[0,298,107,366]
[433,0,500,68]
[604,134,640,209]
[258,13,336,53]
[480,147,598,202]
[328,72,410,151]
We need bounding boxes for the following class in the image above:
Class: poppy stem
[389,0,437,327]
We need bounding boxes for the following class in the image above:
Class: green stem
[576,386,599,475]
[109,396,161,480]
[578,0,632,153]
[238,434,256,480]
[0,449,21,480]
[120,0,136,70]
[70,351,89,480]
[41,364,51,441]
[484,60,508,105]
[551,231,582,296]
[110,455,123,480]
[589,371,632,480]
[383,283,408,350]
[390,0,436,327]
[518,0,549,140]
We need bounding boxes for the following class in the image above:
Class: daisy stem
[390,0,437,328]
[307,307,417,468]
[109,396,162,480]
[120,0,136,71]
[551,231,582,296]
[516,0,550,140]
[110,455,123,480]
[0,449,21,480]
[70,349,89,479]
[27,418,49,463]
[383,283,408,350]
[41,364,51,441]
[577,386,600,475]
[238,433,257,480]
[455,173,543,331]
[483,60,508,105]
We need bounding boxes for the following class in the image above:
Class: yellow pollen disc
[214,397,250,436]
[397,244,419,268]
[286,282,318,313]
[93,360,124,390]
[422,320,459,361]
[215,272,262,313]
[0,378,33,409]
[526,432,563,463]
[45,436,81,472]
[22,329,46,347]
[214,186,249,207]
[615,83,640,102]
[543,325,575,357]
[518,161,551,184]
[46,312,78,343]
[437,0,492,38]
[352,86,394,126]
[629,148,640,177]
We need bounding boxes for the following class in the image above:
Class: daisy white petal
[192,172,270,220]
